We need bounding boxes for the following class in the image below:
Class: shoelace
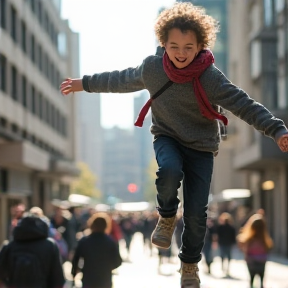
[158,218,175,230]
[182,264,199,276]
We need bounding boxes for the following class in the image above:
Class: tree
[144,158,158,203]
[71,162,101,199]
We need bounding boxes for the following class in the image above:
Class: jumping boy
[60,3,288,287]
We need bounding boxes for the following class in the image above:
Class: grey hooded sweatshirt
[82,55,287,153]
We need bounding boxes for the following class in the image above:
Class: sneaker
[180,262,200,288]
[151,215,177,249]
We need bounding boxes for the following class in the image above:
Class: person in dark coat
[0,214,65,288]
[72,212,122,288]
[216,212,236,276]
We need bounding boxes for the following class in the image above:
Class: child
[60,3,288,287]
[237,214,273,288]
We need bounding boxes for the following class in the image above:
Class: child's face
[164,28,202,69]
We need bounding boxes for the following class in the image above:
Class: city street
[65,232,288,288]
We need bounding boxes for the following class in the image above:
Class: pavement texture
[64,232,288,288]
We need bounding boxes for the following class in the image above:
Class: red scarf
[134,49,228,127]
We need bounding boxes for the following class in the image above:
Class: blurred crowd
[0,201,272,288]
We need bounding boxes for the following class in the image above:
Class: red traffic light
[127,183,138,193]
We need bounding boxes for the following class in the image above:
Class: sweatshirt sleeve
[208,66,288,141]
[82,58,148,94]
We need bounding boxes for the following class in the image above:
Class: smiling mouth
[175,57,187,63]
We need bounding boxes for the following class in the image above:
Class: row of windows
[26,0,59,47]
[0,0,58,48]
[0,53,67,137]
[0,0,62,90]
[0,117,64,160]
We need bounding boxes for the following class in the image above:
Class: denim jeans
[153,135,214,263]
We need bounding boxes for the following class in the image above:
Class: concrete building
[226,0,288,256]
[77,92,103,192]
[102,127,140,202]
[0,0,79,242]
[133,90,154,200]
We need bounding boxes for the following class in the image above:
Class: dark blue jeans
[153,135,214,263]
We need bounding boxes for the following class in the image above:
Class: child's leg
[151,136,183,248]
[179,148,214,264]
[178,147,214,287]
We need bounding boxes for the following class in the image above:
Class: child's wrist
[72,79,84,92]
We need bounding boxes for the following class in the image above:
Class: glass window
[38,45,42,71]
[31,86,36,114]
[39,93,43,119]
[21,21,27,53]
[250,40,262,78]
[275,0,285,12]
[22,75,27,108]
[11,66,18,101]
[58,32,67,57]
[0,54,7,93]
[10,5,17,42]
[264,0,275,27]
[0,169,8,192]
[0,0,6,29]
[31,35,36,63]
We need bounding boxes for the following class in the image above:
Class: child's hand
[60,78,83,95]
[277,134,288,152]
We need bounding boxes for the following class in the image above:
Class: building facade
[227,0,288,256]
[0,0,79,242]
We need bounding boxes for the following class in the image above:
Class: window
[31,86,36,114]
[11,66,18,101]
[0,54,7,92]
[30,0,36,14]
[38,0,42,24]
[10,5,17,43]
[39,93,43,119]
[0,0,6,29]
[0,169,8,193]
[21,21,27,53]
[38,45,42,71]
[250,40,262,79]
[31,35,36,63]
[22,75,27,107]
[264,0,275,27]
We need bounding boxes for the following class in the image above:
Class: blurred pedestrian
[7,203,25,241]
[60,1,288,287]
[237,213,273,288]
[30,206,68,263]
[50,204,74,260]
[202,218,217,274]
[0,214,65,288]
[216,212,236,276]
[71,212,122,288]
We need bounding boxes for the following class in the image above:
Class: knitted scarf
[134,49,228,127]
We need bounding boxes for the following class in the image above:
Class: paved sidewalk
[64,232,288,288]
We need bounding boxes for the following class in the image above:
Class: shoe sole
[181,280,200,288]
[151,236,171,249]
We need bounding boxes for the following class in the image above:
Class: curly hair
[154,2,219,49]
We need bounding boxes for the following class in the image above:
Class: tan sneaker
[180,262,200,288]
[151,215,177,249]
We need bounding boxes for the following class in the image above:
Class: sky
[61,0,176,128]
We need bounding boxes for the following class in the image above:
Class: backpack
[9,251,45,288]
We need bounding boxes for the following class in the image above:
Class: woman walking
[237,213,273,288]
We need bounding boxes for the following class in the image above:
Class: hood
[13,216,49,241]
